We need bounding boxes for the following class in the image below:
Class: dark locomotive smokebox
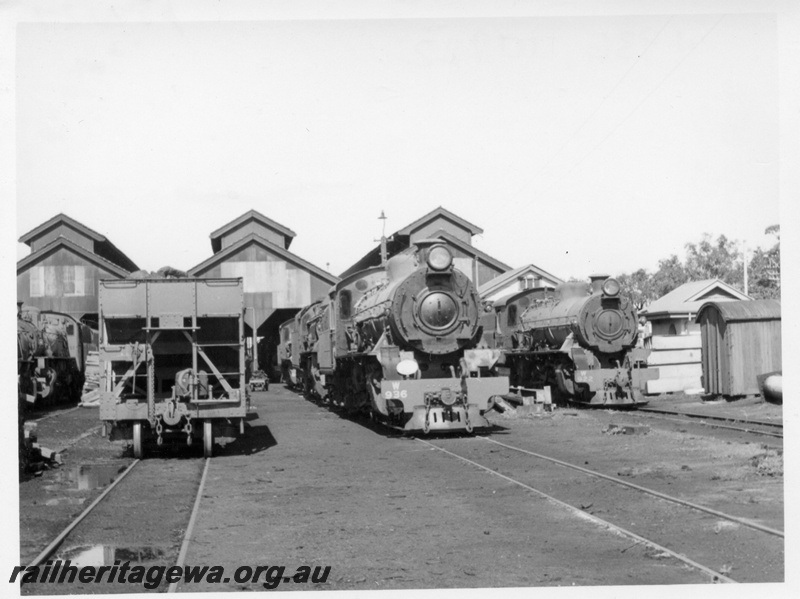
[603,423,650,435]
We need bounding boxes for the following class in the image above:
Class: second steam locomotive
[484,275,657,407]
[281,240,508,433]
[17,304,96,408]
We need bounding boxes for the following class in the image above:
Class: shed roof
[17,235,132,278]
[188,232,339,286]
[18,213,139,272]
[696,299,781,323]
[395,206,483,237]
[642,279,750,319]
[19,212,107,245]
[209,209,297,252]
[478,263,563,297]
[339,220,509,279]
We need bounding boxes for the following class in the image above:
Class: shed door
[701,309,723,394]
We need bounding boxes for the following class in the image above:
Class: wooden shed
[695,300,781,397]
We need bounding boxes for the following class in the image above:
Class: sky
[5,1,793,283]
[2,1,799,596]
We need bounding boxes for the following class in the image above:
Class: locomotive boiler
[491,275,657,407]
[295,240,508,433]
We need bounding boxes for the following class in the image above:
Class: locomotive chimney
[589,274,610,294]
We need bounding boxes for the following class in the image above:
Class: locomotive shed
[19,385,783,592]
[17,208,783,592]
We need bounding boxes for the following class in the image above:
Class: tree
[616,233,748,308]
[747,224,780,299]
[683,233,742,287]
[649,254,689,300]
[617,268,653,311]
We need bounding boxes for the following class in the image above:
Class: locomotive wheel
[203,420,213,458]
[133,422,143,459]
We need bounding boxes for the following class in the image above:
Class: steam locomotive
[283,240,509,433]
[17,303,96,408]
[484,275,657,407]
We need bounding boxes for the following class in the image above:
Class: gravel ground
[16,388,783,593]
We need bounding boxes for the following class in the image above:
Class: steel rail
[482,437,783,538]
[168,458,211,593]
[633,411,783,439]
[638,407,782,429]
[416,438,736,584]
[54,425,105,453]
[29,406,81,423]
[26,460,141,568]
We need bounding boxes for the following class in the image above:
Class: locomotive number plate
[383,381,408,400]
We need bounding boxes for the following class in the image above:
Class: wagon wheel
[203,420,213,458]
[133,422,143,459]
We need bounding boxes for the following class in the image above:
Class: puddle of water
[55,545,168,568]
[44,497,86,507]
[74,463,128,490]
[51,463,128,491]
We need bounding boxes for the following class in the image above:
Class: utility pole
[742,243,749,296]
[376,211,388,265]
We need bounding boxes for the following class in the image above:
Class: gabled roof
[19,212,106,245]
[395,206,483,237]
[643,279,751,318]
[188,232,339,286]
[17,236,132,278]
[18,213,138,271]
[339,208,500,279]
[209,210,297,252]
[478,263,564,297]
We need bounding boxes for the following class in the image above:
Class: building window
[63,266,86,296]
[29,265,86,297]
[30,266,45,297]
[520,275,539,290]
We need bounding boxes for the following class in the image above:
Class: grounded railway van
[98,278,248,458]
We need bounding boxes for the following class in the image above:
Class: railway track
[636,407,783,439]
[418,435,783,584]
[21,457,211,594]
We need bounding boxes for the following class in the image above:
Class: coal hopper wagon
[98,278,248,457]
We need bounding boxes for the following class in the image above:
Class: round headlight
[602,278,621,297]
[427,245,453,271]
